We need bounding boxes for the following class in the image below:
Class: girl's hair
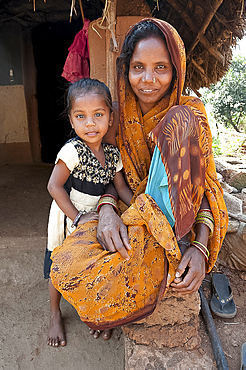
[66,78,113,117]
[117,20,176,89]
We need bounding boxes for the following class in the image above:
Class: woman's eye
[156,64,165,70]
[134,65,143,70]
[77,114,84,118]
[95,112,103,117]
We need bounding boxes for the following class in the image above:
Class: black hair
[116,20,176,89]
[65,78,113,118]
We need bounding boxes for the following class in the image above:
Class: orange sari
[50,18,228,330]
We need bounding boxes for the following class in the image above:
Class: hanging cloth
[62,18,90,82]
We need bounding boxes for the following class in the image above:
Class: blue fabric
[145,146,175,228]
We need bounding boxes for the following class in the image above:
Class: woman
[50,18,228,341]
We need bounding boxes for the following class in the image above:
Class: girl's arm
[113,171,133,207]
[47,159,79,221]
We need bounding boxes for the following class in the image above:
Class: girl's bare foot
[89,328,112,340]
[47,309,66,347]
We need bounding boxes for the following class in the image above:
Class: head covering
[124,18,186,105]
[117,18,188,193]
[117,17,228,249]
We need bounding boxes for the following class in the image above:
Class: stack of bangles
[190,240,209,262]
[194,208,214,238]
[97,194,118,214]
[191,208,215,262]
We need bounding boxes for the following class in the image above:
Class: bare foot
[89,328,112,340]
[47,309,66,347]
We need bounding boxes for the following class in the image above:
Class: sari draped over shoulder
[50,18,228,330]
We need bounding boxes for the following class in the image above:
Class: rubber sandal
[210,273,237,318]
[240,342,246,370]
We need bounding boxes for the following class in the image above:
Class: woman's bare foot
[89,328,112,340]
[47,309,66,347]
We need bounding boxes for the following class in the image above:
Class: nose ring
[152,77,156,83]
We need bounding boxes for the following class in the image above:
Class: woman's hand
[170,246,205,294]
[77,211,99,225]
[97,204,131,260]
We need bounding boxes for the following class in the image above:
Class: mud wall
[0,21,37,164]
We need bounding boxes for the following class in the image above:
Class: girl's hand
[97,204,131,260]
[170,246,205,294]
[77,211,99,225]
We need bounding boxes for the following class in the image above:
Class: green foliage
[203,55,246,132]
[212,129,246,157]
[212,137,223,157]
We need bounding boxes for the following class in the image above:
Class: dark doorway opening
[32,20,83,163]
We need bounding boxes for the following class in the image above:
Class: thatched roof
[151,0,246,94]
[0,0,245,93]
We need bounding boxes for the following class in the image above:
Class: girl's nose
[86,117,95,126]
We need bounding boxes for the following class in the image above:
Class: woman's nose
[142,69,154,82]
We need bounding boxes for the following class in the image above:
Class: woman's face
[129,37,173,115]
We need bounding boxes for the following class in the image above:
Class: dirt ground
[0,164,245,370]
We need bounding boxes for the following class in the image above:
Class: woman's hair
[65,78,113,117]
[117,20,176,88]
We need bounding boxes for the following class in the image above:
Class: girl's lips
[86,132,98,136]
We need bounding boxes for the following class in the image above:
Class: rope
[70,0,77,23]
[91,0,118,51]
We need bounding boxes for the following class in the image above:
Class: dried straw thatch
[152,0,246,94]
[0,0,245,93]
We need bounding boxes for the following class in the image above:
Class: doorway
[32,19,83,163]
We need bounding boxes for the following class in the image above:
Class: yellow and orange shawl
[50,18,228,330]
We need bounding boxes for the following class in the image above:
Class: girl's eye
[77,114,84,119]
[95,112,103,117]
[156,64,165,70]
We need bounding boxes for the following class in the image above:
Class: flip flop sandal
[241,342,246,370]
[210,273,237,318]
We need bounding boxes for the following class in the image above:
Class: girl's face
[129,37,173,115]
[69,93,113,151]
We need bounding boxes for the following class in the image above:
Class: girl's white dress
[47,136,123,251]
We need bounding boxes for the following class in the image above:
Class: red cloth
[62,19,90,82]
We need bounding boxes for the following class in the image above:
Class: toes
[102,329,112,340]
[93,330,101,339]
[89,329,95,335]
[47,336,66,347]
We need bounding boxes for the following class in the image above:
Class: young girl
[44,78,133,347]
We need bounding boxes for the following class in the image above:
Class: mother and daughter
[44,18,228,347]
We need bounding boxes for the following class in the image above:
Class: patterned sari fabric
[50,18,228,330]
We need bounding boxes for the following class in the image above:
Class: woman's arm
[103,101,119,146]
[171,195,210,294]
[113,171,133,207]
[96,181,131,259]
[98,102,132,259]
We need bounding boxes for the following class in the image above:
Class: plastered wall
[0,85,32,164]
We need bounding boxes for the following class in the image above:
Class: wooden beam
[105,0,117,98]
[188,0,224,54]
[191,58,206,76]
[166,0,224,63]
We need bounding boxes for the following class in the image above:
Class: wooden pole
[166,0,224,63]
[106,0,118,101]
[188,0,224,54]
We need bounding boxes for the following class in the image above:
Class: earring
[152,77,156,83]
